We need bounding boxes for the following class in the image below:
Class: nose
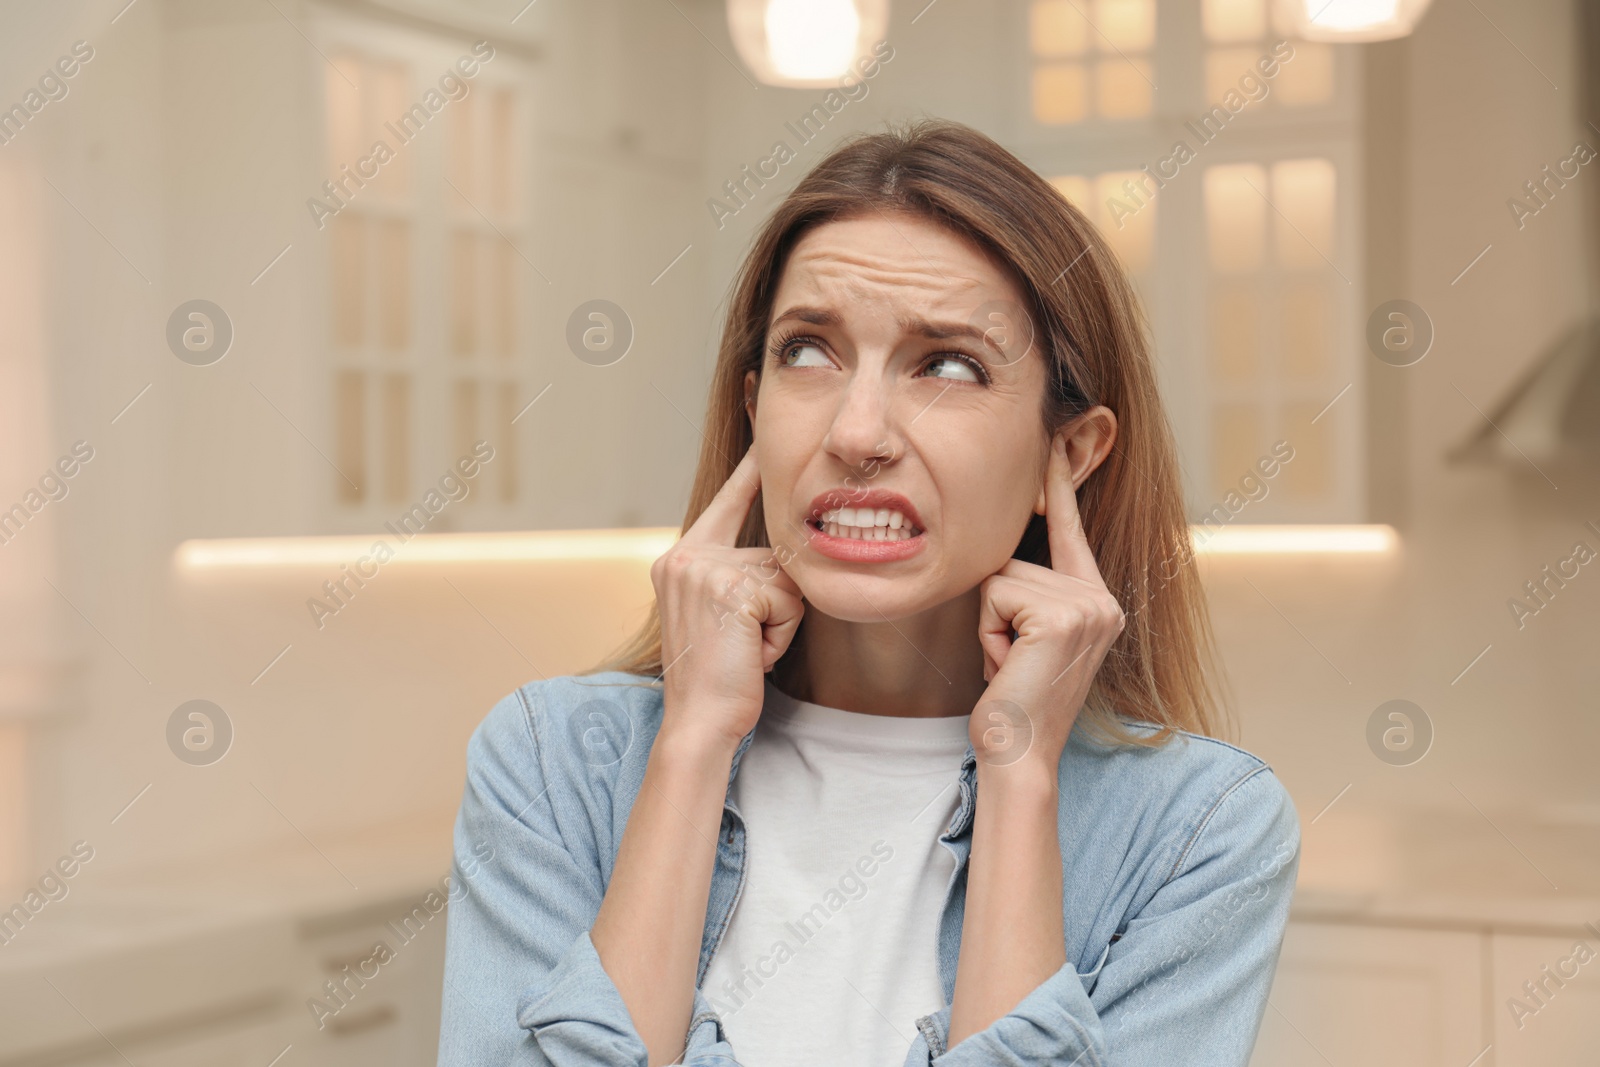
[821,363,902,473]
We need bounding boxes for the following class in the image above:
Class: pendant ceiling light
[1272,0,1434,42]
[727,0,891,87]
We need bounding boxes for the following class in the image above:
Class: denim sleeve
[905,765,1300,1067]
[438,685,752,1066]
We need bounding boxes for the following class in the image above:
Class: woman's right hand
[651,445,805,752]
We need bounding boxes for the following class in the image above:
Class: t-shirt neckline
[761,676,972,745]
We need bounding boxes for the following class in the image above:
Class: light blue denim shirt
[437,671,1300,1066]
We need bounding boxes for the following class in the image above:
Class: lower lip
[804,519,927,562]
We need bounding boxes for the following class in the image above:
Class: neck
[775,588,987,718]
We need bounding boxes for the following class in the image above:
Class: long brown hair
[581,117,1231,746]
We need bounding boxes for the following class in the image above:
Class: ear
[744,370,758,429]
[1033,405,1119,515]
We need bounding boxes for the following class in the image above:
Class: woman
[438,118,1299,1067]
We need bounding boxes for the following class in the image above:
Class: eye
[921,353,989,385]
[770,334,832,368]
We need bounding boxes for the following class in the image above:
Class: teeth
[816,505,919,540]
[825,522,914,541]
[824,506,911,529]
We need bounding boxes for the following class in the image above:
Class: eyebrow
[769,305,1009,359]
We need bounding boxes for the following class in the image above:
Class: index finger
[1045,437,1106,585]
[681,445,762,547]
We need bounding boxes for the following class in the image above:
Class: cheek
[920,437,1038,549]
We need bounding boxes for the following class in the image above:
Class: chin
[795,570,941,623]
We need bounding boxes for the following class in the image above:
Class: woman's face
[744,210,1054,622]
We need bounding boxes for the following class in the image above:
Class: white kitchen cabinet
[0,890,448,1067]
[1491,932,1600,1067]
[282,898,449,1067]
[67,1018,296,1067]
[1248,920,1488,1067]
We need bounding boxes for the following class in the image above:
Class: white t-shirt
[700,676,971,1066]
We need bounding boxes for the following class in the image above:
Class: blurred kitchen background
[0,0,1597,1063]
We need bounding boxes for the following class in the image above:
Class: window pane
[335,369,366,503]
[1202,0,1264,42]
[1204,164,1267,272]
[1033,63,1088,124]
[1096,58,1152,118]
[1280,401,1331,497]
[376,219,411,352]
[492,239,514,358]
[329,213,365,347]
[455,380,480,464]
[1208,403,1262,508]
[1277,41,1333,105]
[1095,0,1154,51]
[369,60,412,200]
[1205,47,1261,105]
[497,382,517,502]
[448,90,476,202]
[1050,174,1092,209]
[382,373,410,502]
[1031,0,1088,56]
[490,89,514,217]
[1210,283,1258,384]
[1282,281,1330,380]
[326,53,364,171]
[452,230,478,356]
[1271,158,1335,270]
[1094,171,1155,273]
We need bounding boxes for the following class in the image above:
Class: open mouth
[808,506,924,542]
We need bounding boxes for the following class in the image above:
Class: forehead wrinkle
[787,240,987,295]
[786,258,990,317]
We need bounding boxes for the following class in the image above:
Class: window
[1019,0,1362,522]
[446,83,522,505]
[321,33,531,524]
[326,52,414,506]
[1049,171,1158,315]
[1203,0,1332,106]
[1029,0,1157,124]
[1204,159,1344,507]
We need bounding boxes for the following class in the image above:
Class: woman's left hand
[972,434,1125,774]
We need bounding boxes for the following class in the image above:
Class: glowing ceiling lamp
[1272,0,1434,42]
[727,0,891,87]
